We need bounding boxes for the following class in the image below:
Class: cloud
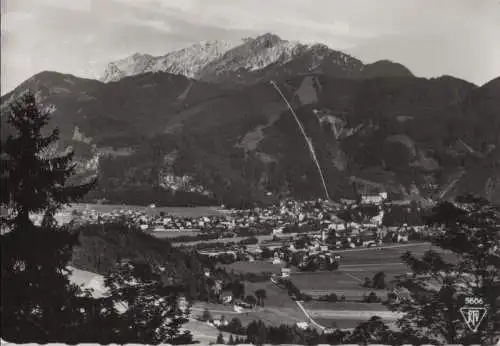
[1,12,36,34]
[109,16,172,33]
[41,0,91,12]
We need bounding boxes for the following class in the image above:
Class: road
[295,300,326,331]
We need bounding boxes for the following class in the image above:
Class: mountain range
[1,33,499,207]
[100,33,413,85]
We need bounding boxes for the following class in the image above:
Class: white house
[328,222,346,231]
[397,233,409,243]
[178,296,188,313]
[296,322,309,330]
[361,192,388,205]
[212,318,229,327]
[273,227,284,235]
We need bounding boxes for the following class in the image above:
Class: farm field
[171,235,264,246]
[315,317,366,329]
[314,317,398,330]
[191,302,237,315]
[303,301,387,311]
[221,260,283,274]
[147,230,202,239]
[340,263,409,285]
[245,281,300,309]
[336,242,457,264]
[230,307,305,327]
[289,243,447,297]
[335,242,431,264]
[291,270,387,299]
[306,301,402,330]
[335,242,457,285]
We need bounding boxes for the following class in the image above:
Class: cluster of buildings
[66,198,343,234]
[26,191,428,249]
[70,206,231,232]
[66,190,427,243]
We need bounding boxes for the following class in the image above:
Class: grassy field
[334,242,457,285]
[290,243,449,298]
[303,301,387,311]
[221,260,283,274]
[316,317,400,330]
[292,271,387,300]
[147,230,202,239]
[245,281,300,309]
[334,242,432,264]
[315,317,370,329]
[304,301,401,330]
[340,263,410,284]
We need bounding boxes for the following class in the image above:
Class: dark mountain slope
[360,60,414,79]
[2,69,498,206]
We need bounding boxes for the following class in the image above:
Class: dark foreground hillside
[70,222,207,280]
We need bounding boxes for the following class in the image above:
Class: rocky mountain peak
[252,33,283,46]
[99,33,365,84]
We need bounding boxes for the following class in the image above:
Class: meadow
[315,317,365,329]
[147,230,202,239]
[218,243,452,304]
[221,260,283,274]
[303,301,387,311]
[333,242,433,265]
[291,271,388,300]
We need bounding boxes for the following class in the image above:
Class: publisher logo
[460,296,488,333]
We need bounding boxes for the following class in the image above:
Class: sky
[2,0,500,94]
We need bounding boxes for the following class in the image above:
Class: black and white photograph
[1,0,499,345]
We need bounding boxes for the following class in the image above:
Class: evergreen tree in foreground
[104,260,193,344]
[0,90,97,342]
[0,91,96,226]
[1,90,194,344]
